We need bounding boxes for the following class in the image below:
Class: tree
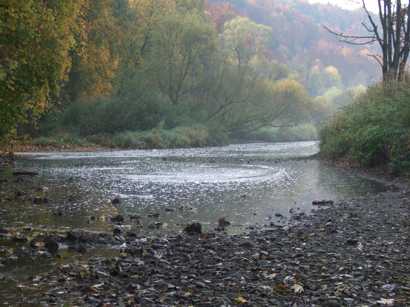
[222,16,272,67]
[0,0,85,138]
[147,9,216,105]
[65,0,132,102]
[325,0,410,83]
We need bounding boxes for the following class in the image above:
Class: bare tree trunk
[325,0,410,84]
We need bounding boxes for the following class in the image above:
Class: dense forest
[0,0,375,149]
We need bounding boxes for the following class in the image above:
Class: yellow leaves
[78,44,118,98]
[291,284,304,294]
[273,79,306,95]
[234,296,248,304]
[324,66,340,78]
[0,0,87,136]
[376,298,395,306]
[223,16,272,64]
[271,78,310,111]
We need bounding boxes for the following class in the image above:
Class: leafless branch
[323,25,377,45]
[368,53,383,67]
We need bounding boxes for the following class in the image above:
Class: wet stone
[44,237,59,255]
[32,197,49,204]
[111,215,125,224]
[184,223,202,235]
[111,197,121,205]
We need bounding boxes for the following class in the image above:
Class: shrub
[32,134,91,148]
[107,126,210,149]
[320,83,410,174]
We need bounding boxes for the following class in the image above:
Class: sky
[308,0,379,12]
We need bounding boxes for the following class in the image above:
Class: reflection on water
[8,141,386,233]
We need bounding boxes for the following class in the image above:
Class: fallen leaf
[291,284,304,294]
[376,298,394,306]
[235,296,248,304]
[262,272,277,279]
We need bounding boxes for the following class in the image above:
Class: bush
[320,83,410,174]
[32,134,91,148]
[40,91,167,137]
[95,126,211,149]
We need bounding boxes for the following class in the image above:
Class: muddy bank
[1,189,408,306]
[2,143,105,153]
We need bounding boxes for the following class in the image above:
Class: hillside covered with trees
[1,0,378,149]
[207,0,380,90]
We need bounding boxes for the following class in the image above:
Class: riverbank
[1,144,409,305]
[2,123,320,153]
[1,188,409,305]
[320,83,410,177]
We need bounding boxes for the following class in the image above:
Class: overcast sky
[308,0,379,12]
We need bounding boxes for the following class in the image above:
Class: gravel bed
[7,190,409,306]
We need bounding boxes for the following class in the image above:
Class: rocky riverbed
[1,188,409,306]
[1,146,409,306]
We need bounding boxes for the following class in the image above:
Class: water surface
[9,141,386,234]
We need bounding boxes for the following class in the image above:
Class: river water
[11,141,386,234]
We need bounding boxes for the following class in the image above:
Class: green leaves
[0,0,85,139]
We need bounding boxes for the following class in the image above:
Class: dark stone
[218,217,231,228]
[65,231,79,243]
[321,299,341,307]
[33,197,49,204]
[346,239,359,246]
[14,191,24,198]
[312,200,334,206]
[12,236,28,243]
[148,213,160,218]
[111,197,121,205]
[44,237,59,255]
[13,171,38,177]
[111,215,125,224]
[126,232,137,238]
[240,241,255,249]
[184,223,202,235]
[53,210,63,217]
[69,244,87,254]
[148,222,163,229]
[113,227,122,236]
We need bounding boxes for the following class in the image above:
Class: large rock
[184,223,202,235]
[111,215,125,224]
[44,237,59,255]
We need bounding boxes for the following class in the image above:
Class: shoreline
[3,189,408,306]
[3,140,320,154]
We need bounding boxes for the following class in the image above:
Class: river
[9,141,386,234]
